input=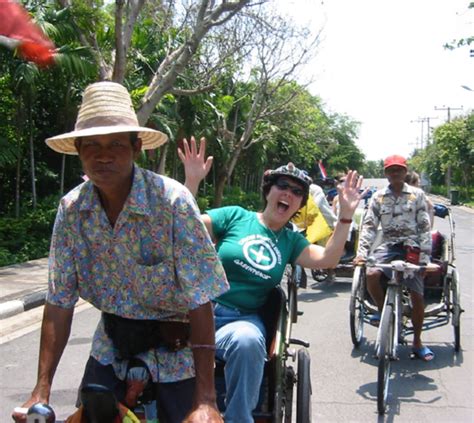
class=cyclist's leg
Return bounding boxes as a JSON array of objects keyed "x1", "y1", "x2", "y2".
[
  {"x1": 77, "y1": 356, "x2": 126, "y2": 406},
  {"x1": 367, "y1": 244, "x2": 404, "y2": 311},
  {"x1": 214, "y1": 304, "x2": 267, "y2": 423},
  {"x1": 366, "y1": 268, "x2": 384, "y2": 311},
  {"x1": 157, "y1": 377, "x2": 195, "y2": 423},
  {"x1": 410, "y1": 290, "x2": 424, "y2": 348},
  {"x1": 406, "y1": 274, "x2": 425, "y2": 349}
]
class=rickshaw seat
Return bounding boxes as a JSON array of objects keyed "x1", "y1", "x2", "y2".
[
  {"x1": 424, "y1": 231, "x2": 448, "y2": 290},
  {"x1": 431, "y1": 230, "x2": 445, "y2": 261}
]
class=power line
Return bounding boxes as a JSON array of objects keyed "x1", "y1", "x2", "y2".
[
  {"x1": 410, "y1": 116, "x2": 438, "y2": 149},
  {"x1": 434, "y1": 105, "x2": 463, "y2": 122}
]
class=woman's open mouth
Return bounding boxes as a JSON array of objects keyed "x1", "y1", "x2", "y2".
[{"x1": 277, "y1": 200, "x2": 289, "y2": 213}]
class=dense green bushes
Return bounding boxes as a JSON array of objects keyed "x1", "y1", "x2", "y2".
[{"x1": 0, "y1": 196, "x2": 58, "y2": 267}]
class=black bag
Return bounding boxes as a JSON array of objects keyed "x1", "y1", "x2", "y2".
[{"x1": 103, "y1": 312, "x2": 164, "y2": 359}]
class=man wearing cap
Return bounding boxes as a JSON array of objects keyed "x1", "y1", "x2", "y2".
[
  {"x1": 355, "y1": 155, "x2": 434, "y2": 361},
  {"x1": 13, "y1": 81, "x2": 229, "y2": 422}
]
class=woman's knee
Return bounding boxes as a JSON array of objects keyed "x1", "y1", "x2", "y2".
[{"x1": 228, "y1": 324, "x2": 266, "y2": 356}]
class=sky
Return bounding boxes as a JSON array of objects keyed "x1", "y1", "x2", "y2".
[{"x1": 277, "y1": 0, "x2": 473, "y2": 161}]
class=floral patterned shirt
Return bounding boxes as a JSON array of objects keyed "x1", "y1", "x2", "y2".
[{"x1": 46, "y1": 166, "x2": 228, "y2": 382}]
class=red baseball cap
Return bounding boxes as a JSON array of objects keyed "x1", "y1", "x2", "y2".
[{"x1": 384, "y1": 155, "x2": 407, "y2": 169}]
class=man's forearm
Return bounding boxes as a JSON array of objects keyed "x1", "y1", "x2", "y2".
[
  {"x1": 32, "y1": 303, "x2": 74, "y2": 400},
  {"x1": 188, "y1": 302, "x2": 217, "y2": 406}
]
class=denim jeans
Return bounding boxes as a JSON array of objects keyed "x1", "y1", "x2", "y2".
[{"x1": 214, "y1": 303, "x2": 267, "y2": 423}]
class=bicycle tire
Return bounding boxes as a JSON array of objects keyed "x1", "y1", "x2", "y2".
[
  {"x1": 451, "y1": 269, "x2": 461, "y2": 352},
  {"x1": 377, "y1": 303, "x2": 394, "y2": 415},
  {"x1": 296, "y1": 348, "x2": 312, "y2": 423},
  {"x1": 349, "y1": 266, "x2": 365, "y2": 347},
  {"x1": 311, "y1": 268, "x2": 328, "y2": 283}
]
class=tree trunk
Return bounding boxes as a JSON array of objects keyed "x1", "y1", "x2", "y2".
[
  {"x1": 213, "y1": 172, "x2": 228, "y2": 208},
  {"x1": 29, "y1": 123, "x2": 37, "y2": 209},
  {"x1": 157, "y1": 143, "x2": 168, "y2": 175},
  {"x1": 15, "y1": 156, "x2": 21, "y2": 218}
]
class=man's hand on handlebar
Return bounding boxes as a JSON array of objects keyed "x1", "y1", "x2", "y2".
[
  {"x1": 183, "y1": 403, "x2": 224, "y2": 423},
  {"x1": 12, "y1": 396, "x2": 47, "y2": 423},
  {"x1": 353, "y1": 256, "x2": 366, "y2": 266}
]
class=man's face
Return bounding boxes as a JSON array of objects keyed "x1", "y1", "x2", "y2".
[
  {"x1": 384, "y1": 165, "x2": 407, "y2": 185},
  {"x1": 75, "y1": 132, "x2": 142, "y2": 191}
]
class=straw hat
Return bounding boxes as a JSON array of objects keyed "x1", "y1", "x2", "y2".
[{"x1": 45, "y1": 81, "x2": 168, "y2": 155}]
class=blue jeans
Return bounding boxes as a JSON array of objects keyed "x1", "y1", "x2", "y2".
[{"x1": 214, "y1": 303, "x2": 267, "y2": 423}]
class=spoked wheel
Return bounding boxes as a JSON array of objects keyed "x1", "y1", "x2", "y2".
[
  {"x1": 377, "y1": 304, "x2": 394, "y2": 415},
  {"x1": 283, "y1": 366, "x2": 295, "y2": 423},
  {"x1": 450, "y1": 269, "x2": 462, "y2": 352},
  {"x1": 296, "y1": 349, "x2": 312, "y2": 423},
  {"x1": 349, "y1": 266, "x2": 365, "y2": 347},
  {"x1": 311, "y1": 268, "x2": 328, "y2": 283}
]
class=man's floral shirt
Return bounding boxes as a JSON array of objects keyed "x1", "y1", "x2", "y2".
[{"x1": 47, "y1": 166, "x2": 228, "y2": 382}]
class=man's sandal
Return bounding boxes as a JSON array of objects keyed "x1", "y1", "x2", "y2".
[{"x1": 411, "y1": 346, "x2": 435, "y2": 362}]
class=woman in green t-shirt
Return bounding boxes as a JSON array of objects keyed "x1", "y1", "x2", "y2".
[{"x1": 178, "y1": 137, "x2": 365, "y2": 423}]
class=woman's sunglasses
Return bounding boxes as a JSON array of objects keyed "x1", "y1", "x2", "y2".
[{"x1": 274, "y1": 179, "x2": 305, "y2": 197}]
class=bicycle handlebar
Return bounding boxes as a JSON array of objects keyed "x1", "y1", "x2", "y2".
[{"x1": 366, "y1": 260, "x2": 439, "y2": 274}]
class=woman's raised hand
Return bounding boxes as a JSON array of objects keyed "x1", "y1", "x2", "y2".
[
  {"x1": 336, "y1": 170, "x2": 366, "y2": 218},
  {"x1": 177, "y1": 137, "x2": 213, "y2": 196}
]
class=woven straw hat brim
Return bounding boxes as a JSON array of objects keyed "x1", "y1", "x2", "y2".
[{"x1": 45, "y1": 125, "x2": 168, "y2": 155}]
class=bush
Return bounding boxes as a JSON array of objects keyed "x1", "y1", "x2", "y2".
[
  {"x1": 0, "y1": 196, "x2": 58, "y2": 266},
  {"x1": 198, "y1": 185, "x2": 262, "y2": 212}
]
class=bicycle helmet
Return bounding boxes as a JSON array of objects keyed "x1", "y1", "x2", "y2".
[
  {"x1": 263, "y1": 162, "x2": 313, "y2": 190},
  {"x1": 262, "y1": 162, "x2": 312, "y2": 208}
]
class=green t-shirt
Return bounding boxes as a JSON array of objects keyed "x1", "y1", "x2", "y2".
[{"x1": 207, "y1": 206, "x2": 310, "y2": 312}]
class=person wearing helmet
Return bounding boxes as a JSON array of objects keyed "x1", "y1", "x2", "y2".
[{"x1": 178, "y1": 138, "x2": 365, "y2": 423}]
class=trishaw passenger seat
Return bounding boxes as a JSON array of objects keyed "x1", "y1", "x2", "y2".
[
  {"x1": 424, "y1": 231, "x2": 447, "y2": 293},
  {"x1": 430, "y1": 230, "x2": 445, "y2": 261}
]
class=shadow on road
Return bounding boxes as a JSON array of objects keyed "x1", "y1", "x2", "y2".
[
  {"x1": 298, "y1": 278, "x2": 351, "y2": 303},
  {"x1": 353, "y1": 343, "x2": 464, "y2": 421}
]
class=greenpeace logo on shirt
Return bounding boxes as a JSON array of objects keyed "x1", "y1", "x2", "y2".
[{"x1": 236, "y1": 234, "x2": 282, "y2": 278}]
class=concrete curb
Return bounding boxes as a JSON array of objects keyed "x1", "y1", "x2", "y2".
[{"x1": 0, "y1": 290, "x2": 47, "y2": 320}]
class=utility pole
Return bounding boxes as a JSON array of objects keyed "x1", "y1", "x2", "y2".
[
  {"x1": 411, "y1": 116, "x2": 438, "y2": 149},
  {"x1": 434, "y1": 105, "x2": 463, "y2": 195}
]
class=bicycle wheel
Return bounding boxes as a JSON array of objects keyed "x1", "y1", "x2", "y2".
[
  {"x1": 377, "y1": 304, "x2": 394, "y2": 415},
  {"x1": 450, "y1": 269, "x2": 461, "y2": 352},
  {"x1": 349, "y1": 266, "x2": 365, "y2": 347},
  {"x1": 311, "y1": 268, "x2": 328, "y2": 283},
  {"x1": 296, "y1": 349, "x2": 312, "y2": 423}
]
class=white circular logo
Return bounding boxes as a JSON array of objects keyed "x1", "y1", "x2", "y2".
[{"x1": 242, "y1": 238, "x2": 278, "y2": 271}]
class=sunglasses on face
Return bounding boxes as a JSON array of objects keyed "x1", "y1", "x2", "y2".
[{"x1": 274, "y1": 179, "x2": 305, "y2": 197}]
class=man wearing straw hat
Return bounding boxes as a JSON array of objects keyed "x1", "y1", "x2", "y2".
[{"x1": 13, "y1": 81, "x2": 229, "y2": 423}]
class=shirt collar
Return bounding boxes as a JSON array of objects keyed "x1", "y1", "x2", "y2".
[
  {"x1": 384, "y1": 182, "x2": 413, "y2": 195},
  {"x1": 78, "y1": 165, "x2": 151, "y2": 216}
]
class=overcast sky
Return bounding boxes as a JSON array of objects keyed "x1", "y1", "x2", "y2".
[{"x1": 277, "y1": 0, "x2": 473, "y2": 161}]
